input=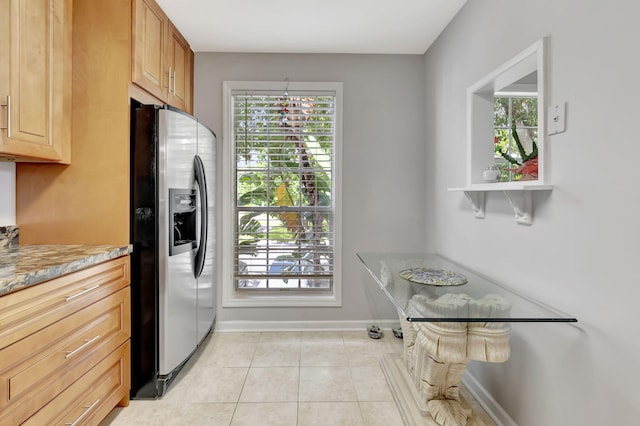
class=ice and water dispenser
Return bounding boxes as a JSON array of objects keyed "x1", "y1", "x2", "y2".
[{"x1": 169, "y1": 188, "x2": 197, "y2": 255}]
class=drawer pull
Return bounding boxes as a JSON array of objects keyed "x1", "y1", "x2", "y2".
[
  {"x1": 65, "y1": 335, "x2": 100, "y2": 359},
  {"x1": 65, "y1": 398, "x2": 100, "y2": 426},
  {"x1": 65, "y1": 284, "x2": 100, "y2": 302}
]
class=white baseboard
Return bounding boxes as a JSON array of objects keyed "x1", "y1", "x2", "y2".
[
  {"x1": 461, "y1": 371, "x2": 518, "y2": 426},
  {"x1": 214, "y1": 319, "x2": 401, "y2": 332}
]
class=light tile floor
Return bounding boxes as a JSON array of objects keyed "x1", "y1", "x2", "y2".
[{"x1": 101, "y1": 330, "x2": 406, "y2": 426}]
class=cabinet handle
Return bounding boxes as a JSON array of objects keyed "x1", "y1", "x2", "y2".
[
  {"x1": 173, "y1": 70, "x2": 176, "y2": 94},
  {"x1": 1, "y1": 96, "x2": 10, "y2": 138},
  {"x1": 65, "y1": 335, "x2": 100, "y2": 359},
  {"x1": 65, "y1": 398, "x2": 100, "y2": 426},
  {"x1": 65, "y1": 284, "x2": 100, "y2": 302},
  {"x1": 168, "y1": 66, "x2": 173, "y2": 93}
]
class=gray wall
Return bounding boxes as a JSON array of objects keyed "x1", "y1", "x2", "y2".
[
  {"x1": 424, "y1": 0, "x2": 640, "y2": 424},
  {"x1": 194, "y1": 53, "x2": 427, "y2": 324},
  {"x1": 0, "y1": 163, "x2": 15, "y2": 224}
]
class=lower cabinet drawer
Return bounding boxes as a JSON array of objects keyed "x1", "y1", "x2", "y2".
[
  {"x1": 0, "y1": 287, "x2": 130, "y2": 424},
  {"x1": 23, "y1": 340, "x2": 130, "y2": 426},
  {"x1": 0, "y1": 256, "x2": 130, "y2": 351}
]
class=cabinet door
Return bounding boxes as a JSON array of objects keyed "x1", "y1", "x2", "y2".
[
  {"x1": 132, "y1": 0, "x2": 168, "y2": 101},
  {"x1": 0, "y1": 0, "x2": 72, "y2": 163},
  {"x1": 167, "y1": 22, "x2": 192, "y2": 113}
]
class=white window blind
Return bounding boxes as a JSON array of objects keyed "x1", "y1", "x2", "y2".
[{"x1": 232, "y1": 89, "x2": 336, "y2": 291}]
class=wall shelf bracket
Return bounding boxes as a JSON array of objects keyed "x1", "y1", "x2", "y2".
[
  {"x1": 448, "y1": 185, "x2": 551, "y2": 224},
  {"x1": 463, "y1": 191, "x2": 486, "y2": 219},
  {"x1": 504, "y1": 190, "x2": 533, "y2": 225}
]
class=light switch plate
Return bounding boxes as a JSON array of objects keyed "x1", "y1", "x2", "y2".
[{"x1": 548, "y1": 102, "x2": 566, "y2": 135}]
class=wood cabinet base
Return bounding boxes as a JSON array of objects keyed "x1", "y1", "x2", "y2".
[{"x1": 0, "y1": 257, "x2": 131, "y2": 425}]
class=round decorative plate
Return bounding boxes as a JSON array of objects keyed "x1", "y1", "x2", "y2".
[{"x1": 399, "y1": 267, "x2": 468, "y2": 286}]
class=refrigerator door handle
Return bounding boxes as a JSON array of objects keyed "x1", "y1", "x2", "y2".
[{"x1": 193, "y1": 154, "x2": 208, "y2": 279}]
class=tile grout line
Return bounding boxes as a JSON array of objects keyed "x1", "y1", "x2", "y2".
[{"x1": 229, "y1": 331, "x2": 261, "y2": 425}]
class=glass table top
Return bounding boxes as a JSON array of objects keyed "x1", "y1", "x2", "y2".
[{"x1": 357, "y1": 253, "x2": 577, "y2": 323}]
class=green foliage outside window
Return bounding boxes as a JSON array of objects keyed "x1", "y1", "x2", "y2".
[{"x1": 494, "y1": 96, "x2": 538, "y2": 181}]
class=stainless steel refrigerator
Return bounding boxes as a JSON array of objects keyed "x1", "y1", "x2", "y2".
[{"x1": 130, "y1": 103, "x2": 216, "y2": 398}]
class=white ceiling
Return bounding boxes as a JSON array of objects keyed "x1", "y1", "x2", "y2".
[{"x1": 155, "y1": 0, "x2": 467, "y2": 54}]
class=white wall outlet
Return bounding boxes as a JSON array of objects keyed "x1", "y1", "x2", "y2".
[{"x1": 548, "y1": 102, "x2": 566, "y2": 135}]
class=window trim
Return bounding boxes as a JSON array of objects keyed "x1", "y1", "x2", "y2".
[{"x1": 221, "y1": 81, "x2": 343, "y2": 307}]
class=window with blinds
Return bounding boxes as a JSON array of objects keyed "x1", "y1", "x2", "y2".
[{"x1": 231, "y1": 88, "x2": 336, "y2": 291}]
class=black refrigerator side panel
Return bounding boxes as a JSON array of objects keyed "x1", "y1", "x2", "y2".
[{"x1": 130, "y1": 104, "x2": 160, "y2": 398}]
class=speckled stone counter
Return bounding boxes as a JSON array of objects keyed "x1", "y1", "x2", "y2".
[
  {"x1": 0, "y1": 244, "x2": 132, "y2": 296},
  {"x1": 0, "y1": 226, "x2": 19, "y2": 248}
]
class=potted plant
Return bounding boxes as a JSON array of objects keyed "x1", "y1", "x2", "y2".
[{"x1": 498, "y1": 121, "x2": 538, "y2": 180}]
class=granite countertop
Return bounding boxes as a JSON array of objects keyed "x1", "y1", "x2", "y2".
[{"x1": 0, "y1": 244, "x2": 132, "y2": 297}]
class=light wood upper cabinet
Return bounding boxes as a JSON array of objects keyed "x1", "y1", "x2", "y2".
[
  {"x1": 0, "y1": 0, "x2": 72, "y2": 163},
  {"x1": 132, "y1": 0, "x2": 168, "y2": 102},
  {"x1": 17, "y1": 0, "x2": 132, "y2": 245},
  {"x1": 132, "y1": 0, "x2": 193, "y2": 113},
  {"x1": 167, "y1": 22, "x2": 192, "y2": 113}
]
